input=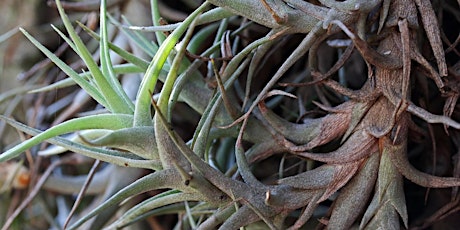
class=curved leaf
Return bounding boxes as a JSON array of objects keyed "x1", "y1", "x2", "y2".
[{"x1": 0, "y1": 114, "x2": 133, "y2": 162}]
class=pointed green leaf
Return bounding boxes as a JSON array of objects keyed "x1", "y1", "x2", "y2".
[
  {"x1": 29, "y1": 63, "x2": 145, "y2": 93},
  {"x1": 77, "y1": 21, "x2": 152, "y2": 70},
  {"x1": 99, "y1": 0, "x2": 135, "y2": 111},
  {"x1": 134, "y1": 2, "x2": 210, "y2": 126},
  {"x1": 0, "y1": 116, "x2": 159, "y2": 169},
  {"x1": 68, "y1": 170, "x2": 181, "y2": 230},
  {"x1": 20, "y1": 27, "x2": 106, "y2": 107},
  {"x1": 115, "y1": 15, "x2": 159, "y2": 57},
  {"x1": 55, "y1": 0, "x2": 132, "y2": 114},
  {"x1": 108, "y1": 191, "x2": 200, "y2": 229},
  {"x1": 0, "y1": 114, "x2": 133, "y2": 162}
]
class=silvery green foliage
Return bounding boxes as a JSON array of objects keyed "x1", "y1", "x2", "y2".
[{"x1": 1, "y1": 0, "x2": 460, "y2": 229}]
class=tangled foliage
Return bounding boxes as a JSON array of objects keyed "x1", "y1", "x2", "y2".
[{"x1": 1, "y1": 0, "x2": 460, "y2": 229}]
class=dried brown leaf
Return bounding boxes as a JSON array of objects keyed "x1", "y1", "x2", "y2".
[
  {"x1": 258, "y1": 100, "x2": 322, "y2": 144},
  {"x1": 444, "y1": 94, "x2": 459, "y2": 132},
  {"x1": 385, "y1": 0, "x2": 419, "y2": 29},
  {"x1": 341, "y1": 101, "x2": 374, "y2": 143},
  {"x1": 294, "y1": 129, "x2": 377, "y2": 164},
  {"x1": 318, "y1": 159, "x2": 364, "y2": 202},
  {"x1": 260, "y1": 100, "x2": 356, "y2": 149},
  {"x1": 388, "y1": 133, "x2": 460, "y2": 188},
  {"x1": 377, "y1": 0, "x2": 391, "y2": 34},
  {"x1": 414, "y1": 0, "x2": 448, "y2": 76}
]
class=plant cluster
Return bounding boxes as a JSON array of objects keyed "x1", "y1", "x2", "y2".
[{"x1": 1, "y1": 0, "x2": 460, "y2": 229}]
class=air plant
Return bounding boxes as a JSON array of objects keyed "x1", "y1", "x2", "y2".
[{"x1": 1, "y1": 0, "x2": 460, "y2": 229}]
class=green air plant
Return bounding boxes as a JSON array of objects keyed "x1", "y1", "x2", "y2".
[{"x1": 1, "y1": 0, "x2": 460, "y2": 229}]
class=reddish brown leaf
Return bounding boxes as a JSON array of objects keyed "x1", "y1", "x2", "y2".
[
  {"x1": 318, "y1": 158, "x2": 364, "y2": 202},
  {"x1": 414, "y1": 0, "x2": 448, "y2": 76},
  {"x1": 294, "y1": 129, "x2": 377, "y2": 164}
]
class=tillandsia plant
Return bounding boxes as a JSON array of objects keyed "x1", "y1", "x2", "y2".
[{"x1": 1, "y1": 0, "x2": 460, "y2": 229}]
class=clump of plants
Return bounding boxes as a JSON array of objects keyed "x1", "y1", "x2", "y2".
[{"x1": 1, "y1": 0, "x2": 460, "y2": 229}]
